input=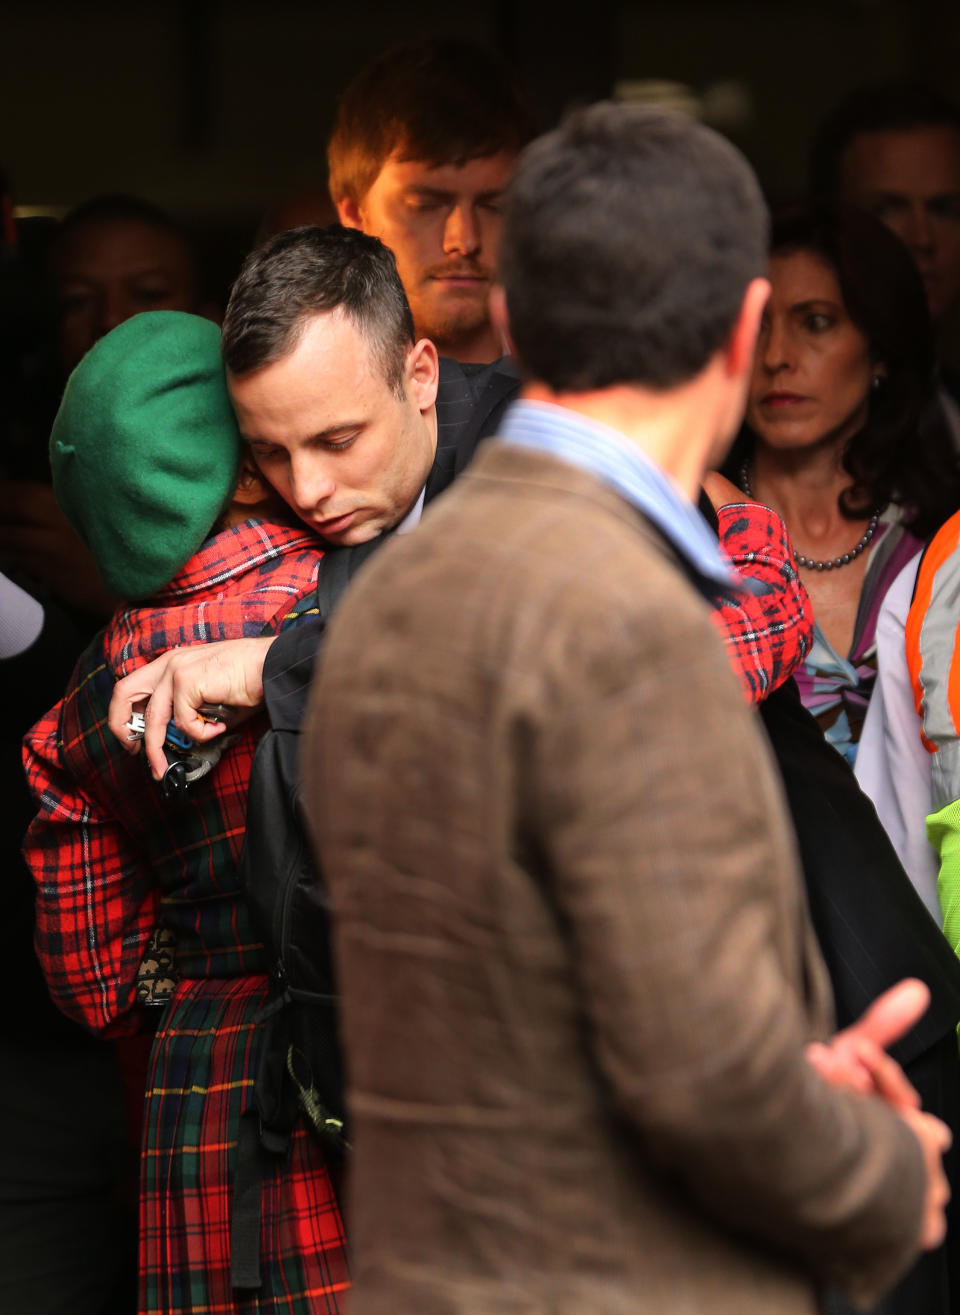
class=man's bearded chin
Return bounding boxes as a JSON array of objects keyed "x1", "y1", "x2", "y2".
[{"x1": 414, "y1": 287, "x2": 493, "y2": 348}]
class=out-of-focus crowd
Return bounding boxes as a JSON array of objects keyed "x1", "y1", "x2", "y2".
[{"x1": 5, "y1": 35, "x2": 960, "y2": 1315}]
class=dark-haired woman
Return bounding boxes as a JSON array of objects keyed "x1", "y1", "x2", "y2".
[{"x1": 727, "y1": 205, "x2": 960, "y2": 764}]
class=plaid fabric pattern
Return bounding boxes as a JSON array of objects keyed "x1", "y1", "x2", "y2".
[
  {"x1": 24, "y1": 519, "x2": 325, "y2": 1032},
  {"x1": 712, "y1": 501, "x2": 814, "y2": 704},
  {"x1": 141, "y1": 977, "x2": 347, "y2": 1315},
  {"x1": 277, "y1": 588, "x2": 323, "y2": 632},
  {"x1": 22, "y1": 518, "x2": 347, "y2": 1314}
]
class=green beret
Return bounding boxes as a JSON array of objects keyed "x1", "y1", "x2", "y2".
[{"x1": 50, "y1": 311, "x2": 241, "y2": 600}]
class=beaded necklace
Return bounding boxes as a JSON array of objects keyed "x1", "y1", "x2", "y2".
[{"x1": 739, "y1": 461, "x2": 880, "y2": 572}]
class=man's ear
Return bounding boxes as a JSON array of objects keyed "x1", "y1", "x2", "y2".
[
  {"x1": 336, "y1": 196, "x2": 363, "y2": 231},
  {"x1": 726, "y1": 277, "x2": 770, "y2": 379},
  {"x1": 489, "y1": 285, "x2": 515, "y2": 358},
  {"x1": 405, "y1": 338, "x2": 440, "y2": 413}
]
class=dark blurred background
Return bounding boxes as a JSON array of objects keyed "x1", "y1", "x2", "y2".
[
  {"x1": 2, "y1": 0, "x2": 958, "y2": 482},
  {"x1": 4, "y1": 0, "x2": 959, "y2": 283}
]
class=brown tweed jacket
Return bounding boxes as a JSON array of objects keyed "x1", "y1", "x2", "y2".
[{"x1": 302, "y1": 441, "x2": 925, "y2": 1315}]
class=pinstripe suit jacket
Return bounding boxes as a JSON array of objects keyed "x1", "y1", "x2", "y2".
[{"x1": 302, "y1": 440, "x2": 926, "y2": 1315}]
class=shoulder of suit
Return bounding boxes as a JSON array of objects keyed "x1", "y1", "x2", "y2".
[{"x1": 436, "y1": 355, "x2": 520, "y2": 415}]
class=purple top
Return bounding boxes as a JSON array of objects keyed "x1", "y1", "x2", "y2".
[{"x1": 792, "y1": 507, "x2": 924, "y2": 765}]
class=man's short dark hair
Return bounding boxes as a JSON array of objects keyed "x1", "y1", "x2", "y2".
[
  {"x1": 810, "y1": 82, "x2": 960, "y2": 199},
  {"x1": 221, "y1": 225, "x2": 415, "y2": 394},
  {"x1": 327, "y1": 38, "x2": 536, "y2": 207},
  {"x1": 500, "y1": 103, "x2": 768, "y2": 393}
]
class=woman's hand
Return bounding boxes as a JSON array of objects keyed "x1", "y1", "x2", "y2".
[{"x1": 702, "y1": 471, "x2": 752, "y2": 513}]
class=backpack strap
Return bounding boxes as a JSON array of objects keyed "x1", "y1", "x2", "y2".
[
  {"x1": 230, "y1": 1110, "x2": 273, "y2": 1290},
  {"x1": 229, "y1": 997, "x2": 304, "y2": 1290}
]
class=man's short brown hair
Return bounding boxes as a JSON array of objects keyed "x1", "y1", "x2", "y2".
[
  {"x1": 327, "y1": 38, "x2": 536, "y2": 207},
  {"x1": 221, "y1": 226, "x2": 414, "y2": 396}
]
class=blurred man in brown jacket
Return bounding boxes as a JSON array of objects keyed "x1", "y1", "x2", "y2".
[{"x1": 302, "y1": 104, "x2": 949, "y2": 1315}]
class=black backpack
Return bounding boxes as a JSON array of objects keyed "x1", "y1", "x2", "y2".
[{"x1": 228, "y1": 545, "x2": 369, "y2": 1290}]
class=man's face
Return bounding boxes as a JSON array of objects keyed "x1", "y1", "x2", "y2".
[
  {"x1": 52, "y1": 218, "x2": 199, "y2": 374},
  {"x1": 338, "y1": 150, "x2": 516, "y2": 363},
  {"x1": 839, "y1": 124, "x2": 960, "y2": 323},
  {"x1": 229, "y1": 310, "x2": 439, "y2": 547}
]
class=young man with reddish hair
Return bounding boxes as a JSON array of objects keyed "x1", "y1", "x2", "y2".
[{"x1": 328, "y1": 38, "x2": 535, "y2": 364}]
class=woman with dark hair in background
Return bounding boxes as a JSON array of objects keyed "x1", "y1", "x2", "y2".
[{"x1": 727, "y1": 204, "x2": 960, "y2": 763}]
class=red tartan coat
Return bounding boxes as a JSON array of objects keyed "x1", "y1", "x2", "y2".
[
  {"x1": 22, "y1": 517, "x2": 349, "y2": 1315},
  {"x1": 23, "y1": 518, "x2": 326, "y2": 1032}
]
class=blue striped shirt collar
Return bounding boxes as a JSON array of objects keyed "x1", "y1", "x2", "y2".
[{"x1": 498, "y1": 400, "x2": 735, "y2": 588}]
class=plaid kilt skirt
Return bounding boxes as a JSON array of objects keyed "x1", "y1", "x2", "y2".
[{"x1": 139, "y1": 975, "x2": 349, "y2": 1315}]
